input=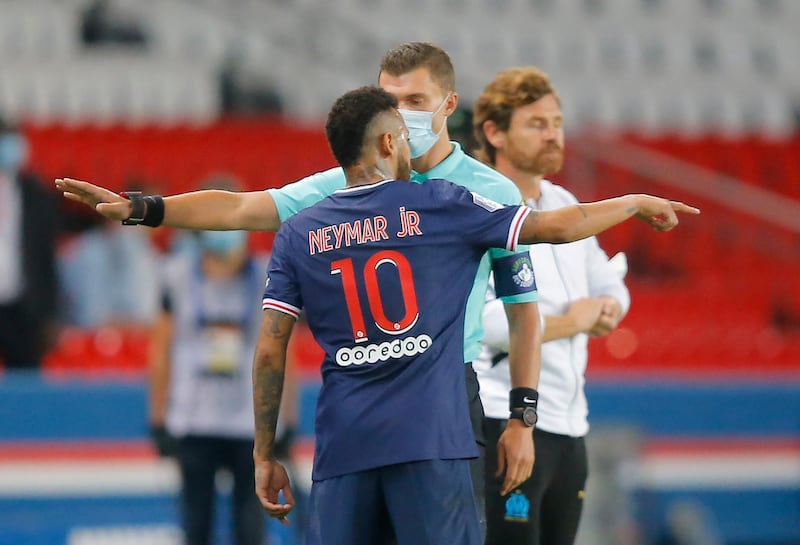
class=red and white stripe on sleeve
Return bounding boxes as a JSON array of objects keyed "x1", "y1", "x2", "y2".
[
  {"x1": 262, "y1": 298, "x2": 301, "y2": 319},
  {"x1": 506, "y1": 206, "x2": 531, "y2": 252}
]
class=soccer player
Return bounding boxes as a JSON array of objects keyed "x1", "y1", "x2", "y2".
[
  {"x1": 472, "y1": 67, "x2": 631, "y2": 545},
  {"x1": 251, "y1": 85, "x2": 697, "y2": 545}
]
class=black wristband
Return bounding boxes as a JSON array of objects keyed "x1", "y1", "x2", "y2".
[
  {"x1": 141, "y1": 195, "x2": 165, "y2": 227},
  {"x1": 121, "y1": 192, "x2": 165, "y2": 227},
  {"x1": 121, "y1": 191, "x2": 145, "y2": 225},
  {"x1": 509, "y1": 387, "x2": 538, "y2": 410}
]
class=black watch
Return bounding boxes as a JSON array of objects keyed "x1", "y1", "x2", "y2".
[{"x1": 509, "y1": 406, "x2": 537, "y2": 427}]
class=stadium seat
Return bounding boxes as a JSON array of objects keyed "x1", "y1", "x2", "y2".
[{"x1": 514, "y1": 31, "x2": 557, "y2": 73}]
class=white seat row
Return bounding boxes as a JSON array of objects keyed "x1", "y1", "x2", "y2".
[
  {"x1": 0, "y1": 0, "x2": 796, "y2": 135},
  {"x1": 0, "y1": 2, "x2": 79, "y2": 59},
  {"x1": 0, "y1": 55, "x2": 219, "y2": 125},
  {"x1": 556, "y1": 78, "x2": 796, "y2": 138}
]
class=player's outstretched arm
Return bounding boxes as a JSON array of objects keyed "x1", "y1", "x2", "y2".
[
  {"x1": 518, "y1": 194, "x2": 700, "y2": 245},
  {"x1": 55, "y1": 177, "x2": 281, "y2": 231},
  {"x1": 253, "y1": 309, "x2": 297, "y2": 524}
]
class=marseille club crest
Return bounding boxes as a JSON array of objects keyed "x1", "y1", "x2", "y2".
[
  {"x1": 511, "y1": 257, "x2": 536, "y2": 289},
  {"x1": 504, "y1": 490, "x2": 530, "y2": 522}
]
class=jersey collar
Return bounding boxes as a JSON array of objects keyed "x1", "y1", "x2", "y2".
[
  {"x1": 410, "y1": 142, "x2": 463, "y2": 183},
  {"x1": 333, "y1": 179, "x2": 395, "y2": 195}
]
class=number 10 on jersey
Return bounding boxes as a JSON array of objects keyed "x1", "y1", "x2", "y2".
[{"x1": 330, "y1": 250, "x2": 420, "y2": 343}]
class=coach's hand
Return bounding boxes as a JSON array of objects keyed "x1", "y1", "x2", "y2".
[
  {"x1": 255, "y1": 457, "x2": 295, "y2": 525},
  {"x1": 496, "y1": 419, "x2": 535, "y2": 496},
  {"x1": 55, "y1": 177, "x2": 133, "y2": 221}
]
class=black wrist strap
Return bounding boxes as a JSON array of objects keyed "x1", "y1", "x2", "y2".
[
  {"x1": 120, "y1": 192, "x2": 165, "y2": 227},
  {"x1": 509, "y1": 387, "x2": 539, "y2": 410},
  {"x1": 121, "y1": 191, "x2": 145, "y2": 224}
]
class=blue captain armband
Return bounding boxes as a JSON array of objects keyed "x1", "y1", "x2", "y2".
[{"x1": 493, "y1": 252, "x2": 537, "y2": 298}]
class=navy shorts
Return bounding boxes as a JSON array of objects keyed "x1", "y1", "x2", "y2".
[{"x1": 305, "y1": 458, "x2": 481, "y2": 545}]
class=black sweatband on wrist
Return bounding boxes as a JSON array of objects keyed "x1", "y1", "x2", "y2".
[
  {"x1": 141, "y1": 195, "x2": 165, "y2": 227},
  {"x1": 121, "y1": 191, "x2": 145, "y2": 225},
  {"x1": 121, "y1": 192, "x2": 165, "y2": 227},
  {"x1": 509, "y1": 387, "x2": 539, "y2": 410}
]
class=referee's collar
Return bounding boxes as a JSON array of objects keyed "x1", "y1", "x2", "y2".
[{"x1": 411, "y1": 142, "x2": 463, "y2": 183}]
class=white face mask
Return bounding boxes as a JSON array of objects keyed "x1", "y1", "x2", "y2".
[{"x1": 398, "y1": 94, "x2": 450, "y2": 159}]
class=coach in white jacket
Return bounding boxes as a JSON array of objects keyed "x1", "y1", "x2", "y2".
[{"x1": 472, "y1": 67, "x2": 630, "y2": 545}]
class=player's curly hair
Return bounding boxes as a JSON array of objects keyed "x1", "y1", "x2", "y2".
[
  {"x1": 473, "y1": 66, "x2": 560, "y2": 166},
  {"x1": 325, "y1": 86, "x2": 398, "y2": 168},
  {"x1": 380, "y1": 42, "x2": 455, "y2": 93}
]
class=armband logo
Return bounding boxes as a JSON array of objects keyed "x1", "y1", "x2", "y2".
[
  {"x1": 511, "y1": 256, "x2": 536, "y2": 289},
  {"x1": 470, "y1": 192, "x2": 503, "y2": 212}
]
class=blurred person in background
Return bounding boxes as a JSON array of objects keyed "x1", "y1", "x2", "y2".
[
  {"x1": 657, "y1": 500, "x2": 722, "y2": 545},
  {"x1": 148, "y1": 176, "x2": 291, "y2": 545},
  {"x1": 472, "y1": 67, "x2": 630, "y2": 545},
  {"x1": 0, "y1": 119, "x2": 59, "y2": 369},
  {"x1": 58, "y1": 182, "x2": 160, "y2": 328},
  {"x1": 80, "y1": 0, "x2": 147, "y2": 47}
]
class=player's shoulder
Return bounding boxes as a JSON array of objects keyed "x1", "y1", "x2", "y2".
[
  {"x1": 454, "y1": 154, "x2": 522, "y2": 205},
  {"x1": 419, "y1": 178, "x2": 473, "y2": 203},
  {"x1": 423, "y1": 178, "x2": 512, "y2": 216},
  {"x1": 277, "y1": 208, "x2": 308, "y2": 235},
  {"x1": 277, "y1": 186, "x2": 340, "y2": 238}
]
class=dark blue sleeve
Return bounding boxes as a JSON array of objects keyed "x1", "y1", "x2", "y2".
[{"x1": 261, "y1": 225, "x2": 303, "y2": 319}]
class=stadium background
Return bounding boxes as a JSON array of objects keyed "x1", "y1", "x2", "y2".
[{"x1": 0, "y1": 0, "x2": 798, "y2": 544}]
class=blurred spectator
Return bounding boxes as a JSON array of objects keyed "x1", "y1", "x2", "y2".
[
  {"x1": 81, "y1": 0, "x2": 147, "y2": 47},
  {"x1": 58, "y1": 217, "x2": 159, "y2": 328},
  {"x1": 148, "y1": 176, "x2": 292, "y2": 545},
  {"x1": 771, "y1": 293, "x2": 800, "y2": 332},
  {"x1": 0, "y1": 120, "x2": 59, "y2": 369},
  {"x1": 219, "y1": 55, "x2": 284, "y2": 116},
  {"x1": 656, "y1": 500, "x2": 722, "y2": 545}
]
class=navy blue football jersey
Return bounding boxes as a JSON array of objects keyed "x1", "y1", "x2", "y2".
[{"x1": 262, "y1": 179, "x2": 530, "y2": 481}]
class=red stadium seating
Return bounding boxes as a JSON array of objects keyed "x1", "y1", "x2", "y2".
[{"x1": 22, "y1": 122, "x2": 800, "y2": 375}]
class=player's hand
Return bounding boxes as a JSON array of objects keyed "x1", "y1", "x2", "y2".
[
  {"x1": 254, "y1": 457, "x2": 295, "y2": 525},
  {"x1": 496, "y1": 419, "x2": 535, "y2": 496},
  {"x1": 55, "y1": 177, "x2": 133, "y2": 221},
  {"x1": 633, "y1": 195, "x2": 700, "y2": 231}
]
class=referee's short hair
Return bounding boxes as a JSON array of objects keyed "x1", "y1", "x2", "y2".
[
  {"x1": 325, "y1": 86, "x2": 398, "y2": 169},
  {"x1": 380, "y1": 42, "x2": 455, "y2": 94}
]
